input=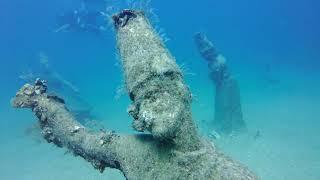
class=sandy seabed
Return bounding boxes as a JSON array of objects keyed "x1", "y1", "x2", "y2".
[{"x1": 1, "y1": 74, "x2": 319, "y2": 180}]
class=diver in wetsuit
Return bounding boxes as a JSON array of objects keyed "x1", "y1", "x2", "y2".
[
  {"x1": 55, "y1": 3, "x2": 107, "y2": 35},
  {"x1": 19, "y1": 52, "x2": 95, "y2": 124}
]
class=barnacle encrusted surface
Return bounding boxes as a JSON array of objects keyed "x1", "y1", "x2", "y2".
[{"x1": 114, "y1": 10, "x2": 199, "y2": 149}]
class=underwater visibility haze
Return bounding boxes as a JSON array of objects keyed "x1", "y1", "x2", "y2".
[{"x1": 0, "y1": 0, "x2": 320, "y2": 179}]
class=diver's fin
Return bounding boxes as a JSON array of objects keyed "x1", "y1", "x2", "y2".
[{"x1": 54, "y1": 24, "x2": 70, "y2": 33}]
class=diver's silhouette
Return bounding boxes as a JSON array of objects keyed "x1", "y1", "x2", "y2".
[{"x1": 55, "y1": 3, "x2": 107, "y2": 35}]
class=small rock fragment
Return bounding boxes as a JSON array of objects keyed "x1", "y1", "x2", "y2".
[{"x1": 71, "y1": 125, "x2": 83, "y2": 133}]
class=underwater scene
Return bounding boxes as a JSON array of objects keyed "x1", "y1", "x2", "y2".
[{"x1": 1, "y1": 0, "x2": 319, "y2": 179}]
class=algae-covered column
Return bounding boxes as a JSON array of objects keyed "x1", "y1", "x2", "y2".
[
  {"x1": 11, "y1": 79, "x2": 121, "y2": 172},
  {"x1": 113, "y1": 10, "x2": 201, "y2": 151},
  {"x1": 194, "y1": 32, "x2": 246, "y2": 135}
]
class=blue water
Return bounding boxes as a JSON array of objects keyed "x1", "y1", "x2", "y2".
[{"x1": 1, "y1": 0, "x2": 320, "y2": 179}]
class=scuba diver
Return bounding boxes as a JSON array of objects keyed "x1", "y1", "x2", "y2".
[
  {"x1": 19, "y1": 52, "x2": 96, "y2": 124},
  {"x1": 54, "y1": 2, "x2": 108, "y2": 35}
]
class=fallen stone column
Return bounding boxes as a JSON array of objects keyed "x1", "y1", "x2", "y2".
[
  {"x1": 11, "y1": 79, "x2": 120, "y2": 172},
  {"x1": 194, "y1": 32, "x2": 247, "y2": 135}
]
